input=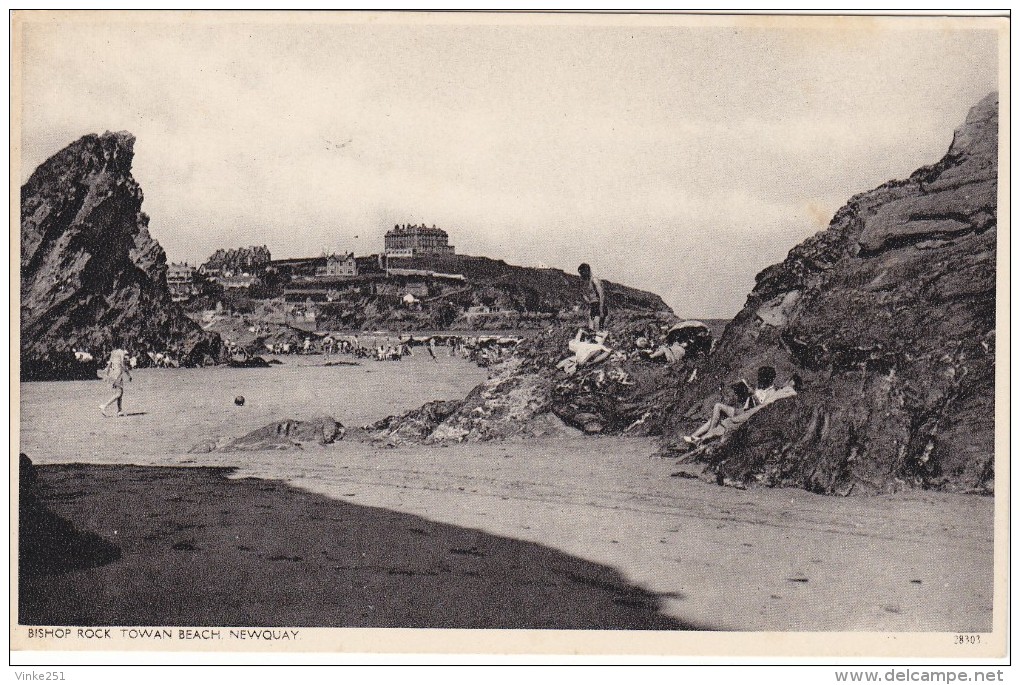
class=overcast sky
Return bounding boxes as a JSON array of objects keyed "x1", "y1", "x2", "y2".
[{"x1": 18, "y1": 14, "x2": 1000, "y2": 317}]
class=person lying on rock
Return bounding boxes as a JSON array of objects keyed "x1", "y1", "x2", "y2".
[
  {"x1": 684, "y1": 374, "x2": 802, "y2": 446},
  {"x1": 556, "y1": 328, "x2": 613, "y2": 376},
  {"x1": 683, "y1": 380, "x2": 755, "y2": 444},
  {"x1": 647, "y1": 339, "x2": 687, "y2": 363}
]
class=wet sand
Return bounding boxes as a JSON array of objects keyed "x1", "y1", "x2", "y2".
[
  {"x1": 20, "y1": 353, "x2": 487, "y2": 464},
  {"x1": 18, "y1": 355, "x2": 993, "y2": 631}
]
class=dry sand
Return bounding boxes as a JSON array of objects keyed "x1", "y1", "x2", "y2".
[{"x1": 18, "y1": 355, "x2": 993, "y2": 631}]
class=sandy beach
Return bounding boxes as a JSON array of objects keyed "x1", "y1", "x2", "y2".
[{"x1": 19, "y1": 355, "x2": 994, "y2": 631}]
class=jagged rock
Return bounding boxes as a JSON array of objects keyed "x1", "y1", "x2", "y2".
[
  {"x1": 20, "y1": 131, "x2": 224, "y2": 380},
  {"x1": 365, "y1": 358, "x2": 556, "y2": 445},
  {"x1": 366, "y1": 311, "x2": 699, "y2": 445},
  {"x1": 198, "y1": 416, "x2": 344, "y2": 452},
  {"x1": 365, "y1": 400, "x2": 465, "y2": 445},
  {"x1": 661, "y1": 93, "x2": 998, "y2": 496}
]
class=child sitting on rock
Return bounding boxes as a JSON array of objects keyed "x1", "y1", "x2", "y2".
[{"x1": 753, "y1": 366, "x2": 780, "y2": 405}]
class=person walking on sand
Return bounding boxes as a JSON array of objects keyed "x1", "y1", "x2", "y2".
[
  {"x1": 99, "y1": 348, "x2": 132, "y2": 417},
  {"x1": 578, "y1": 263, "x2": 609, "y2": 334}
]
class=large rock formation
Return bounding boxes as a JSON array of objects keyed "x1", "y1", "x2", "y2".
[
  {"x1": 364, "y1": 310, "x2": 701, "y2": 445},
  {"x1": 662, "y1": 93, "x2": 998, "y2": 495},
  {"x1": 20, "y1": 132, "x2": 223, "y2": 380}
]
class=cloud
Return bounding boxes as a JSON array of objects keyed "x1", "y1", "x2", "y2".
[{"x1": 18, "y1": 17, "x2": 1000, "y2": 317}]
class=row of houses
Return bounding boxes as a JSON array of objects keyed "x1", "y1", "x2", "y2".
[
  {"x1": 169, "y1": 225, "x2": 458, "y2": 302},
  {"x1": 167, "y1": 262, "x2": 258, "y2": 302},
  {"x1": 281, "y1": 268, "x2": 466, "y2": 304}
]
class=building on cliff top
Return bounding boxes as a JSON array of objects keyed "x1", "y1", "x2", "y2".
[
  {"x1": 167, "y1": 262, "x2": 198, "y2": 302},
  {"x1": 200, "y1": 245, "x2": 272, "y2": 277},
  {"x1": 316, "y1": 252, "x2": 358, "y2": 277},
  {"x1": 384, "y1": 224, "x2": 455, "y2": 257},
  {"x1": 215, "y1": 274, "x2": 258, "y2": 290}
]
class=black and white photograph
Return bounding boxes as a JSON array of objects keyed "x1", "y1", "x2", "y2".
[{"x1": 11, "y1": 11, "x2": 1008, "y2": 661}]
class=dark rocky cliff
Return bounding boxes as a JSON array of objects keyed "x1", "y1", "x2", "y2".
[
  {"x1": 20, "y1": 132, "x2": 223, "y2": 380},
  {"x1": 662, "y1": 93, "x2": 998, "y2": 495}
]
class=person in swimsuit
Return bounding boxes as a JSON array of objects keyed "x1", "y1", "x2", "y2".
[
  {"x1": 556, "y1": 328, "x2": 613, "y2": 375},
  {"x1": 578, "y1": 263, "x2": 609, "y2": 333},
  {"x1": 686, "y1": 374, "x2": 802, "y2": 445},
  {"x1": 753, "y1": 366, "x2": 779, "y2": 405},
  {"x1": 684, "y1": 380, "x2": 754, "y2": 444},
  {"x1": 99, "y1": 348, "x2": 132, "y2": 417}
]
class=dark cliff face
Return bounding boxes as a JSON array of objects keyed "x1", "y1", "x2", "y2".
[
  {"x1": 20, "y1": 132, "x2": 222, "y2": 379},
  {"x1": 662, "y1": 93, "x2": 998, "y2": 495}
]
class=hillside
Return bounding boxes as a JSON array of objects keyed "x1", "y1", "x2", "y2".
[
  {"x1": 20, "y1": 132, "x2": 223, "y2": 380},
  {"x1": 308, "y1": 254, "x2": 673, "y2": 331}
]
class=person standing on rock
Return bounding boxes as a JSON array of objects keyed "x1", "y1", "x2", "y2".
[
  {"x1": 99, "y1": 347, "x2": 132, "y2": 417},
  {"x1": 578, "y1": 263, "x2": 609, "y2": 334}
]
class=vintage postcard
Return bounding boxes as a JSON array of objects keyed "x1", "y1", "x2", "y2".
[{"x1": 10, "y1": 11, "x2": 1009, "y2": 662}]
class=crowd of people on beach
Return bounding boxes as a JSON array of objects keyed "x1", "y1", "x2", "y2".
[
  {"x1": 252, "y1": 333, "x2": 518, "y2": 364},
  {"x1": 78, "y1": 348, "x2": 173, "y2": 369},
  {"x1": 371, "y1": 341, "x2": 417, "y2": 361}
]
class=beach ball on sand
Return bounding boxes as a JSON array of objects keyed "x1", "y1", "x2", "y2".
[{"x1": 234, "y1": 396, "x2": 245, "y2": 406}]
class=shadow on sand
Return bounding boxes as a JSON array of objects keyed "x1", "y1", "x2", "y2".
[{"x1": 20, "y1": 464, "x2": 702, "y2": 630}]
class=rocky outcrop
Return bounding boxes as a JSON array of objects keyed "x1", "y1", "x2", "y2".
[
  {"x1": 365, "y1": 311, "x2": 706, "y2": 445},
  {"x1": 190, "y1": 416, "x2": 344, "y2": 452},
  {"x1": 20, "y1": 132, "x2": 223, "y2": 380},
  {"x1": 661, "y1": 93, "x2": 998, "y2": 495},
  {"x1": 365, "y1": 358, "x2": 562, "y2": 445},
  {"x1": 365, "y1": 399, "x2": 470, "y2": 445}
]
